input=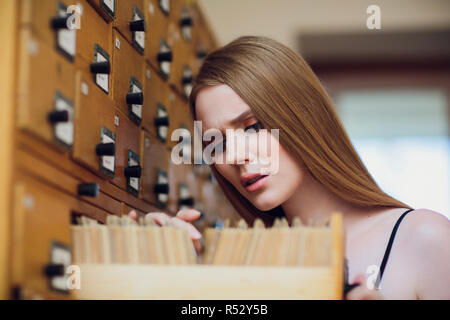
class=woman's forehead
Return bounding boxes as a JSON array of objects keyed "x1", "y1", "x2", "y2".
[{"x1": 195, "y1": 84, "x2": 251, "y2": 131}]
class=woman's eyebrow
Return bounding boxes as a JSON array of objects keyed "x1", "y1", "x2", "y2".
[
  {"x1": 207, "y1": 109, "x2": 254, "y2": 137},
  {"x1": 227, "y1": 109, "x2": 254, "y2": 126}
]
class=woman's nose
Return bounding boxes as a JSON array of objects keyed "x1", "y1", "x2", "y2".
[{"x1": 227, "y1": 137, "x2": 257, "y2": 165}]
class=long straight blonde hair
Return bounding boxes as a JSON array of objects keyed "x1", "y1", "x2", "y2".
[{"x1": 189, "y1": 36, "x2": 411, "y2": 226}]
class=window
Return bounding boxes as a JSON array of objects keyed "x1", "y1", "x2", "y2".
[{"x1": 337, "y1": 88, "x2": 449, "y2": 217}]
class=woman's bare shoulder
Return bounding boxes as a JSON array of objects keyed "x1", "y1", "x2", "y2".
[
  {"x1": 400, "y1": 208, "x2": 449, "y2": 246},
  {"x1": 398, "y1": 208, "x2": 450, "y2": 299}
]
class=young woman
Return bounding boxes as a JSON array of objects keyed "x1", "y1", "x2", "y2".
[{"x1": 130, "y1": 36, "x2": 449, "y2": 300}]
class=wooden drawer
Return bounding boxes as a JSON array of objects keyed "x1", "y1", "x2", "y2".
[
  {"x1": 111, "y1": 30, "x2": 145, "y2": 124},
  {"x1": 110, "y1": 108, "x2": 141, "y2": 196},
  {"x1": 201, "y1": 177, "x2": 219, "y2": 218},
  {"x1": 20, "y1": 0, "x2": 77, "y2": 61},
  {"x1": 75, "y1": 0, "x2": 113, "y2": 95},
  {"x1": 144, "y1": 0, "x2": 170, "y2": 69},
  {"x1": 142, "y1": 64, "x2": 172, "y2": 143},
  {"x1": 114, "y1": 0, "x2": 146, "y2": 54},
  {"x1": 140, "y1": 130, "x2": 170, "y2": 208},
  {"x1": 144, "y1": 0, "x2": 172, "y2": 77},
  {"x1": 17, "y1": 30, "x2": 76, "y2": 151},
  {"x1": 190, "y1": 6, "x2": 215, "y2": 66},
  {"x1": 167, "y1": 161, "x2": 195, "y2": 214},
  {"x1": 168, "y1": 88, "x2": 193, "y2": 149},
  {"x1": 77, "y1": 0, "x2": 113, "y2": 62},
  {"x1": 169, "y1": 0, "x2": 187, "y2": 35},
  {"x1": 11, "y1": 176, "x2": 112, "y2": 299},
  {"x1": 73, "y1": 71, "x2": 117, "y2": 178},
  {"x1": 167, "y1": 21, "x2": 191, "y2": 97},
  {"x1": 171, "y1": 40, "x2": 195, "y2": 99},
  {"x1": 71, "y1": 214, "x2": 344, "y2": 299},
  {"x1": 169, "y1": 1, "x2": 194, "y2": 45}
]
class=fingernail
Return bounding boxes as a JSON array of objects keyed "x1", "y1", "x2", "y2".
[{"x1": 191, "y1": 229, "x2": 202, "y2": 240}]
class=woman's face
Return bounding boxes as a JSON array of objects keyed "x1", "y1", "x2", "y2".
[{"x1": 195, "y1": 84, "x2": 305, "y2": 211}]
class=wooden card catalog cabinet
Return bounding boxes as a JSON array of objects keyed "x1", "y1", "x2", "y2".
[{"x1": 17, "y1": 30, "x2": 76, "y2": 150}]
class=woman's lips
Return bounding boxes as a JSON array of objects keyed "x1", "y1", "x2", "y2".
[{"x1": 245, "y1": 175, "x2": 269, "y2": 192}]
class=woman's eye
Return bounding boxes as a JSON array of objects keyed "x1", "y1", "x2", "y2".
[{"x1": 244, "y1": 121, "x2": 263, "y2": 132}]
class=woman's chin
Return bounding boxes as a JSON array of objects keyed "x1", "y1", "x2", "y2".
[{"x1": 250, "y1": 192, "x2": 283, "y2": 211}]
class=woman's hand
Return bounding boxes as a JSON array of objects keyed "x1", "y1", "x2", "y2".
[
  {"x1": 128, "y1": 209, "x2": 203, "y2": 253},
  {"x1": 345, "y1": 274, "x2": 384, "y2": 300}
]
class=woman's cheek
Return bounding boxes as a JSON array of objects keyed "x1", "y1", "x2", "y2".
[{"x1": 214, "y1": 163, "x2": 235, "y2": 184}]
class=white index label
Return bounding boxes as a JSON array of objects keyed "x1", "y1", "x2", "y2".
[
  {"x1": 50, "y1": 245, "x2": 71, "y2": 292},
  {"x1": 56, "y1": 7, "x2": 77, "y2": 57},
  {"x1": 95, "y1": 52, "x2": 109, "y2": 93},
  {"x1": 157, "y1": 173, "x2": 168, "y2": 203},
  {"x1": 184, "y1": 83, "x2": 193, "y2": 98},
  {"x1": 160, "y1": 0, "x2": 169, "y2": 13},
  {"x1": 102, "y1": 0, "x2": 115, "y2": 12},
  {"x1": 57, "y1": 29, "x2": 77, "y2": 57},
  {"x1": 161, "y1": 61, "x2": 170, "y2": 75},
  {"x1": 182, "y1": 26, "x2": 191, "y2": 41},
  {"x1": 180, "y1": 185, "x2": 190, "y2": 198},
  {"x1": 133, "y1": 13, "x2": 145, "y2": 50},
  {"x1": 157, "y1": 108, "x2": 168, "y2": 140},
  {"x1": 101, "y1": 134, "x2": 115, "y2": 172},
  {"x1": 129, "y1": 157, "x2": 139, "y2": 191},
  {"x1": 54, "y1": 97, "x2": 74, "y2": 146},
  {"x1": 131, "y1": 84, "x2": 142, "y2": 119}
]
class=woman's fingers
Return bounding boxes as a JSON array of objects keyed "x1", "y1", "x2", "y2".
[
  {"x1": 192, "y1": 238, "x2": 202, "y2": 254},
  {"x1": 128, "y1": 210, "x2": 138, "y2": 220},
  {"x1": 127, "y1": 210, "x2": 203, "y2": 253},
  {"x1": 345, "y1": 273, "x2": 384, "y2": 300},
  {"x1": 346, "y1": 285, "x2": 383, "y2": 300},
  {"x1": 176, "y1": 209, "x2": 202, "y2": 222},
  {"x1": 170, "y1": 217, "x2": 202, "y2": 240},
  {"x1": 130, "y1": 209, "x2": 201, "y2": 224},
  {"x1": 129, "y1": 211, "x2": 170, "y2": 225},
  {"x1": 353, "y1": 273, "x2": 366, "y2": 285},
  {"x1": 170, "y1": 217, "x2": 203, "y2": 254},
  {"x1": 145, "y1": 212, "x2": 172, "y2": 226}
]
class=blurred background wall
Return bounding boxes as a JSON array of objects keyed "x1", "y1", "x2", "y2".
[{"x1": 198, "y1": 0, "x2": 450, "y2": 217}]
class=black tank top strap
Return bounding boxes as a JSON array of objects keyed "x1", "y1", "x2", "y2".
[{"x1": 375, "y1": 208, "x2": 415, "y2": 289}]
